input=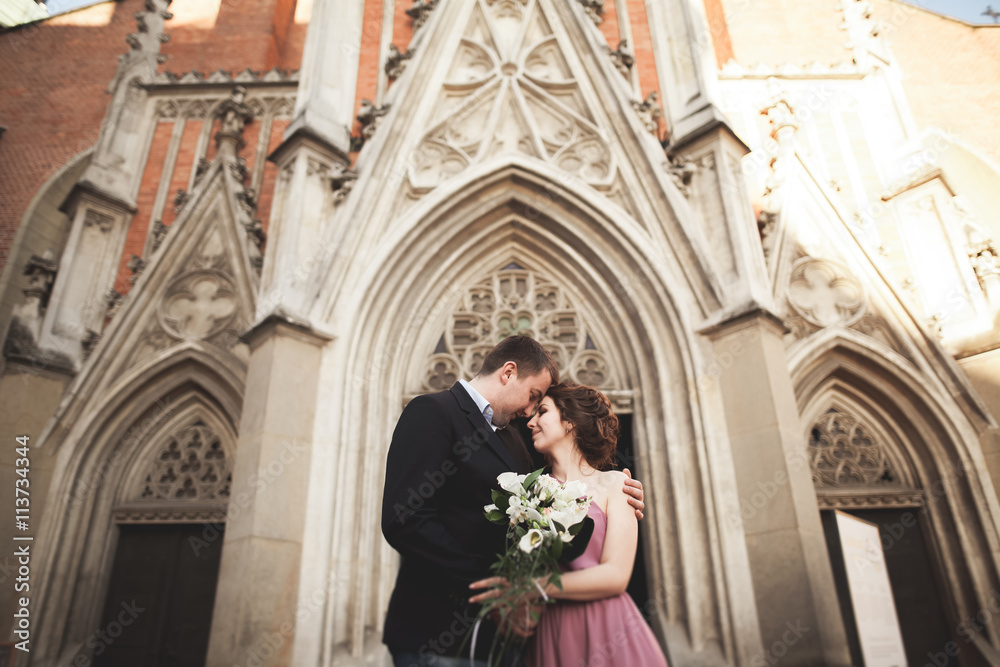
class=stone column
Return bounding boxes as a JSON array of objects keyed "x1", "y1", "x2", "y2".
[
  {"x1": 286, "y1": 0, "x2": 366, "y2": 155},
  {"x1": 700, "y1": 308, "x2": 852, "y2": 667},
  {"x1": 644, "y1": 0, "x2": 729, "y2": 143},
  {"x1": 261, "y1": 0, "x2": 363, "y2": 316},
  {"x1": 260, "y1": 134, "x2": 347, "y2": 317},
  {"x1": 205, "y1": 315, "x2": 331, "y2": 667},
  {"x1": 37, "y1": 188, "x2": 135, "y2": 367}
]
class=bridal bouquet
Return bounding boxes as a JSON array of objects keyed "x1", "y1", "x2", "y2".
[{"x1": 472, "y1": 468, "x2": 594, "y2": 658}]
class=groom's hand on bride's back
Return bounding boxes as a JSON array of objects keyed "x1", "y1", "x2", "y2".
[{"x1": 623, "y1": 469, "x2": 645, "y2": 520}]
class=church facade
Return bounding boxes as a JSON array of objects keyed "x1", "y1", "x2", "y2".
[{"x1": 2, "y1": 0, "x2": 1000, "y2": 665}]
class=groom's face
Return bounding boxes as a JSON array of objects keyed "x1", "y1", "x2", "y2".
[{"x1": 491, "y1": 368, "x2": 552, "y2": 428}]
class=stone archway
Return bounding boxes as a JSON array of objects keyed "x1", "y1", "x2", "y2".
[
  {"x1": 795, "y1": 341, "x2": 1000, "y2": 665},
  {"x1": 804, "y1": 405, "x2": 954, "y2": 665},
  {"x1": 94, "y1": 414, "x2": 234, "y2": 666},
  {"x1": 299, "y1": 169, "x2": 764, "y2": 664},
  {"x1": 29, "y1": 364, "x2": 243, "y2": 667}
]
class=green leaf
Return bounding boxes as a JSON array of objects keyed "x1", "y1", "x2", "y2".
[
  {"x1": 522, "y1": 467, "x2": 545, "y2": 491},
  {"x1": 492, "y1": 489, "x2": 510, "y2": 506},
  {"x1": 485, "y1": 510, "x2": 506, "y2": 523}
]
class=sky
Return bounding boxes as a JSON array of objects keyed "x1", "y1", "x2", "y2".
[{"x1": 905, "y1": 0, "x2": 1000, "y2": 23}]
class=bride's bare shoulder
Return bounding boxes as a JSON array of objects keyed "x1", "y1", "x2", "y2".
[{"x1": 593, "y1": 469, "x2": 627, "y2": 490}]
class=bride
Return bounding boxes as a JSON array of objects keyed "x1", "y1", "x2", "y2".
[{"x1": 469, "y1": 382, "x2": 668, "y2": 666}]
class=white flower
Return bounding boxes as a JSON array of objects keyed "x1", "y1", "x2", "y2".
[
  {"x1": 498, "y1": 472, "x2": 526, "y2": 494},
  {"x1": 506, "y1": 496, "x2": 528, "y2": 525},
  {"x1": 525, "y1": 506, "x2": 544, "y2": 524},
  {"x1": 548, "y1": 497, "x2": 591, "y2": 530},
  {"x1": 557, "y1": 480, "x2": 589, "y2": 504},
  {"x1": 519, "y1": 529, "x2": 545, "y2": 553},
  {"x1": 536, "y1": 475, "x2": 560, "y2": 498},
  {"x1": 484, "y1": 503, "x2": 499, "y2": 513}
]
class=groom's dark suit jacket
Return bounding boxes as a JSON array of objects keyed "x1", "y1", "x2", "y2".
[{"x1": 381, "y1": 382, "x2": 534, "y2": 659}]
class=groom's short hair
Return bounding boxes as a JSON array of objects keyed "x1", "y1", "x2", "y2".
[{"x1": 477, "y1": 335, "x2": 559, "y2": 384}]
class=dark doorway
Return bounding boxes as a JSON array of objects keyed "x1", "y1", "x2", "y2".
[
  {"x1": 515, "y1": 413, "x2": 651, "y2": 616},
  {"x1": 92, "y1": 522, "x2": 225, "y2": 667},
  {"x1": 821, "y1": 508, "x2": 955, "y2": 666}
]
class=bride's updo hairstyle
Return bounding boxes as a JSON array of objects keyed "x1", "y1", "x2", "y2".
[{"x1": 545, "y1": 382, "x2": 620, "y2": 471}]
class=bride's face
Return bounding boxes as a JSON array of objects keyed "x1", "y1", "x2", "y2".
[{"x1": 527, "y1": 396, "x2": 572, "y2": 455}]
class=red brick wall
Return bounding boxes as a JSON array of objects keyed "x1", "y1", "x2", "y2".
[
  {"x1": 599, "y1": 2, "x2": 619, "y2": 49},
  {"x1": 702, "y1": 0, "x2": 734, "y2": 67},
  {"x1": 875, "y1": 0, "x2": 1000, "y2": 168},
  {"x1": 0, "y1": 0, "x2": 140, "y2": 277},
  {"x1": 351, "y1": 0, "x2": 386, "y2": 147},
  {"x1": 627, "y1": 0, "x2": 664, "y2": 137},
  {"x1": 257, "y1": 118, "x2": 289, "y2": 238},
  {"x1": 720, "y1": 0, "x2": 850, "y2": 67},
  {"x1": 113, "y1": 120, "x2": 173, "y2": 295},
  {"x1": 160, "y1": 0, "x2": 295, "y2": 74}
]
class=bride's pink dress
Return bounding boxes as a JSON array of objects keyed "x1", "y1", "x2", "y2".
[{"x1": 528, "y1": 501, "x2": 669, "y2": 666}]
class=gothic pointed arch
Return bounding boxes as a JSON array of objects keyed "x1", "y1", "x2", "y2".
[
  {"x1": 792, "y1": 333, "x2": 1000, "y2": 637},
  {"x1": 28, "y1": 353, "x2": 243, "y2": 666},
  {"x1": 297, "y1": 167, "x2": 763, "y2": 664},
  {"x1": 113, "y1": 405, "x2": 235, "y2": 524}
]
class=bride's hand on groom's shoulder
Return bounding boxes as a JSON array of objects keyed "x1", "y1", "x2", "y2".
[{"x1": 623, "y1": 469, "x2": 645, "y2": 520}]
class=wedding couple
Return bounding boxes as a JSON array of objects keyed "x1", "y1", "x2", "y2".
[{"x1": 381, "y1": 336, "x2": 668, "y2": 666}]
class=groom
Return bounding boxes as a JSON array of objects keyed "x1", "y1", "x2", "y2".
[{"x1": 381, "y1": 335, "x2": 644, "y2": 666}]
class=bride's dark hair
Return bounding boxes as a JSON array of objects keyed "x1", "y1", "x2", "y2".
[{"x1": 545, "y1": 382, "x2": 619, "y2": 471}]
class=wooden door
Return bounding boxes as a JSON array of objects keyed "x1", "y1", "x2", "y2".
[
  {"x1": 822, "y1": 508, "x2": 955, "y2": 666},
  {"x1": 92, "y1": 523, "x2": 224, "y2": 667}
]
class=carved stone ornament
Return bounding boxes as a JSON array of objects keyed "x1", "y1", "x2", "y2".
[
  {"x1": 111, "y1": 0, "x2": 172, "y2": 91},
  {"x1": 816, "y1": 491, "x2": 924, "y2": 510},
  {"x1": 173, "y1": 188, "x2": 190, "y2": 214},
  {"x1": 81, "y1": 329, "x2": 101, "y2": 360},
  {"x1": 159, "y1": 271, "x2": 238, "y2": 340},
  {"x1": 757, "y1": 210, "x2": 778, "y2": 258},
  {"x1": 787, "y1": 258, "x2": 866, "y2": 328},
  {"x1": 84, "y1": 210, "x2": 115, "y2": 233},
  {"x1": 214, "y1": 85, "x2": 254, "y2": 150},
  {"x1": 632, "y1": 92, "x2": 663, "y2": 134},
  {"x1": 664, "y1": 154, "x2": 697, "y2": 198},
  {"x1": 422, "y1": 264, "x2": 617, "y2": 392},
  {"x1": 105, "y1": 289, "x2": 125, "y2": 321},
  {"x1": 406, "y1": 0, "x2": 438, "y2": 31},
  {"x1": 331, "y1": 166, "x2": 360, "y2": 207},
  {"x1": 193, "y1": 157, "x2": 211, "y2": 187},
  {"x1": 385, "y1": 44, "x2": 414, "y2": 80},
  {"x1": 151, "y1": 219, "x2": 169, "y2": 253},
  {"x1": 356, "y1": 99, "x2": 390, "y2": 143},
  {"x1": 127, "y1": 254, "x2": 147, "y2": 285},
  {"x1": 809, "y1": 410, "x2": 899, "y2": 488},
  {"x1": 236, "y1": 186, "x2": 258, "y2": 219},
  {"x1": 135, "y1": 420, "x2": 231, "y2": 502},
  {"x1": 408, "y1": 1, "x2": 615, "y2": 191},
  {"x1": 23, "y1": 253, "x2": 59, "y2": 308},
  {"x1": 229, "y1": 157, "x2": 251, "y2": 185},
  {"x1": 576, "y1": 0, "x2": 604, "y2": 25},
  {"x1": 607, "y1": 40, "x2": 634, "y2": 78}
]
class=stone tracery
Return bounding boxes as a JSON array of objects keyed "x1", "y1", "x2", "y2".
[
  {"x1": 808, "y1": 409, "x2": 898, "y2": 488},
  {"x1": 422, "y1": 265, "x2": 618, "y2": 391},
  {"x1": 408, "y1": 0, "x2": 615, "y2": 191},
  {"x1": 134, "y1": 420, "x2": 232, "y2": 502}
]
